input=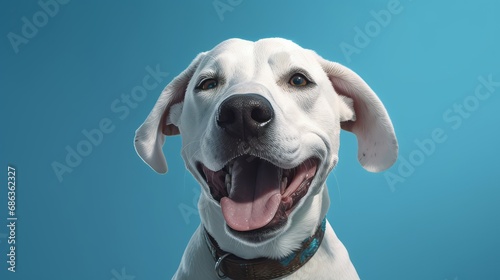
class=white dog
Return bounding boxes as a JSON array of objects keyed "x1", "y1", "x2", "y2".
[{"x1": 135, "y1": 38, "x2": 398, "y2": 280}]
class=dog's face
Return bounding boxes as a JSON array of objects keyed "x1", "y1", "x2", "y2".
[{"x1": 135, "y1": 38, "x2": 397, "y2": 258}]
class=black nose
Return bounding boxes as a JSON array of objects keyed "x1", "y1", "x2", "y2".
[{"x1": 217, "y1": 94, "x2": 274, "y2": 140}]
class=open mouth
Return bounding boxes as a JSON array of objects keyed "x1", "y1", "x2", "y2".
[{"x1": 198, "y1": 156, "x2": 318, "y2": 234}]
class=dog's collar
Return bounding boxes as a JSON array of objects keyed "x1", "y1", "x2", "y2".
[{"x1": 203, "y1": 218, "x2": 326, "y2": 280}]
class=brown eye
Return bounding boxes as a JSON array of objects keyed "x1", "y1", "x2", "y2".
[
  {"x1": 289, "y1": 74, "x2": 309, "y2": 87},
  {"x1": 197, "y1": 79, "x2": 218, "y2": 90}
]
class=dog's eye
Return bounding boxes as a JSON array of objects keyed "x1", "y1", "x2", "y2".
[
  {"x1": 197, "y1": 79, "x2": 218, "y2": 90},
  {"x1": 289, "y1": 74, "x2": 309, "y2": 87}
]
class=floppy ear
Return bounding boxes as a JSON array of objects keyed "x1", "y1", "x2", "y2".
[
  {"x1": 319, "y1": 58, "x2": 398, "y2": 172},
  {"x1": 134, "y1": 53, "x2": 205, "y2": 173}
]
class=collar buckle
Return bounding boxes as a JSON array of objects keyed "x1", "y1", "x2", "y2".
[{"x1": 215, "y1": 253, "x2": 231, "y2": 279}]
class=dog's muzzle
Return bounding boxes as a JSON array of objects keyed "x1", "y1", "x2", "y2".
[{"x1": 197, "y1": 94, "x2": 320, "y2": 239}]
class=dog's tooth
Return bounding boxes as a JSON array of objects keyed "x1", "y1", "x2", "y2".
[
  {"x1": 281, "y1": 177, "x2": 288, "y2": 193},
  {"x1": 225, "y1": 173, "x2": 232, "y2": 193}
]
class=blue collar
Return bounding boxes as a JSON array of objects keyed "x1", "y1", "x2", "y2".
[{"x1": 204, "y1": 218, "x2": 327, "y2": 279}]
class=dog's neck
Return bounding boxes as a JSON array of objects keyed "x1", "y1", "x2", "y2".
[{"x1": 203, "y1": 218, "x2": 326, "y2": 280}]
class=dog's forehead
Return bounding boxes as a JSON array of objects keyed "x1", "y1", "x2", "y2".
[
  {"x1": 211, "y1": 38, "x2": 305, "y2": 53},
  {"x1": 200, "y1": 38, "x2": 317, "y2": 73}
]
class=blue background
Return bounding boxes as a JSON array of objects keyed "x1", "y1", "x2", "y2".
[{"x1": 1, "y1": 1, "x2": 499, "y2": 279}]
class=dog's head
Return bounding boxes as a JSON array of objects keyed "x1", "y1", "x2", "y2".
[{"x1": 135, "y1": 38, "x2": 397, "y2": 258}]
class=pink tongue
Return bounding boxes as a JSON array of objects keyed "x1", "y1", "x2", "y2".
[{"x1": 220, "y1": 158, "x2": 281, "y2": 231}]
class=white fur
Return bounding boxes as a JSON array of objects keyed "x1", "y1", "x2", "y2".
[{"x1": 134, "y1": 38, "x2": 398, "y2": 279}]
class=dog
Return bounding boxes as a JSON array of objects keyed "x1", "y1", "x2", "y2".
[{"x1": 134, "y1": 38, "x2": 398, "y2": 279}]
